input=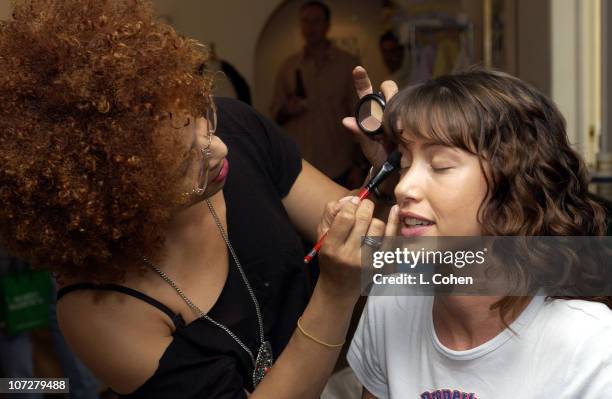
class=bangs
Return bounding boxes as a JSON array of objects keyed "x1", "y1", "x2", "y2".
[{"x1": 383, "y1": 81, "x2": 480, "y2": 154}]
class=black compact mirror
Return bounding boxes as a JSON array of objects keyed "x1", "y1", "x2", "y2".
[{"x1": 356, "y1": 92, "x2": 386, "y2": 137}]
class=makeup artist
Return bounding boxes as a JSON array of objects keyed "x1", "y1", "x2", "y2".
[{"x1": 0, "y1": 0, "x2": 396, "y2": 398}]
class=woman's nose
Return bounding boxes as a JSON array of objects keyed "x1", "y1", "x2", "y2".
[
  {"x1": 210, "y1": 135, "x2": 228, "y2": 160},
  {"x1": 394, "y1": 165, "x2": 424, "y2": 204}
]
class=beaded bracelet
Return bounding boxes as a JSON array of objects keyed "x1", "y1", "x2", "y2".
[{"x1": 296, "y1": 317, "x2": 345, "y2": 349}]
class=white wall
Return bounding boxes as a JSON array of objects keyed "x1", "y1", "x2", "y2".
[
  {"x1": 551, "y1": 0, "x2": 601, "y2": 164},
  {"x1": 578, "y1": 0, "x2": 601, "y2": 165},
  {"x1": 152, "y1": 0, "x2": 283, "y2": 91},
  {"x1": 551, "y1": 0, "x2": 578, "y2": 146},
  {"x1": 603, "y1": 0, "x2": 612, "y2": 153}
]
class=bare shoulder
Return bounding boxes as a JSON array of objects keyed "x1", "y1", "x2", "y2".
[{"x1": 57, "y1": 287, "x2": 175, "y2": 394}]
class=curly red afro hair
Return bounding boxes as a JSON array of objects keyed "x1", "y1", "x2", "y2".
[{"x1": 0, "y1": 0, "x2": 213, "y2": 282}]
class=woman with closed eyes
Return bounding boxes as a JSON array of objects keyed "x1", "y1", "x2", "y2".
[{"x1": 343, "y1": 68, "x2": 612, "y2": 398}]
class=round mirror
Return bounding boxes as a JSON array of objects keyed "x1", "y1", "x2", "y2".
[{"x1": 356, "y1": 93, "x2": 386, "y2": 137}]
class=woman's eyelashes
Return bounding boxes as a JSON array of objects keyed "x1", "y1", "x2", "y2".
[
  {"x1": 398, "y1": 152, "x2": 456, "y2": 174},
  {"x1": 430, "y1": 160, "x2": 456, "y2": 172}
]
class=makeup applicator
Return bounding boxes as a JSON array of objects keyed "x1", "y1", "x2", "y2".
[{"x1": 304, "y1": 150, "x2": 401, "y2": 263}]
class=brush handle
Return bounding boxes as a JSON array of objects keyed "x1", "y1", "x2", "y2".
[{"x1": 303, "y1": 187, "x2": 371, "y2": 264}]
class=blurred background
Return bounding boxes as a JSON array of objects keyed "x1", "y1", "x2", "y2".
[
  {"x1": 1, "y1": 0, "x2": 607, "y2": 193},
  {"x1": 150, "y1": 0, "x2": 610, "y2": 196},
  {"x1": 0, "y1": 0, "x2": 610, "y2": 398},
  {"x1": 144, "y1": 0, "x2": 608, "y2": 197}
]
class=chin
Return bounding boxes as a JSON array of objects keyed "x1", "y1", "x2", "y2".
[{"x1": 199, "y1": 182, "x2": 225, "y2": 201}]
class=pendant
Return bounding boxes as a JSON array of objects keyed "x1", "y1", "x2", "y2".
[{"x1": 253, "y1": 341, "x2": 273, "y2": 387}]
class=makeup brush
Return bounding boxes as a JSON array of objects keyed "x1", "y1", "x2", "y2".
[{"x1": 304, "y1": 150, "x2": 401, "y2": 264}]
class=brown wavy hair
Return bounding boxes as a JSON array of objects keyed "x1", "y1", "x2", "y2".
[
  {"x1": 0, "y1": 0, "x2": 213, "y2": 282},
  {"x1": 383, "y1": 68, "x2": 611, "y2": 314}
]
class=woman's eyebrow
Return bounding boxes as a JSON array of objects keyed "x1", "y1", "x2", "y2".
[
  {"x1": 399, "y1": 138, "x2": 448, "y2": 149},
  {"x1": 179, "y1": 117, "x2": 197, "y2": 151}
]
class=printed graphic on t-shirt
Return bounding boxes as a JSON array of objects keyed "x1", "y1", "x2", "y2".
[{"x1": 420, "y1": 390, "x2": 478, "y2": 399}]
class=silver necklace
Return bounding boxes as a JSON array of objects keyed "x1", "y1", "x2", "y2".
[{"x1": 143, "y1": 199, "x2": 273, "y2": 388}]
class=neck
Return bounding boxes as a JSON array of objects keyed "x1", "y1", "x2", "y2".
[
  {"x1": 160, "y1": 192, "x2": 224, "y2": 273},
  {"x1": 432, "y1": 296, "x2": 531, "y2": 351}
]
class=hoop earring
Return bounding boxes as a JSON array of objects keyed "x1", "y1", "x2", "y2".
[{"x1": 192, "y1": 168, "x2": 210, "y2": 196}]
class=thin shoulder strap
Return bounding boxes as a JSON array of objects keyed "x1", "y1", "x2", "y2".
[{"x1": 57, "y1": 283, "x2": 185, "y2": 329}]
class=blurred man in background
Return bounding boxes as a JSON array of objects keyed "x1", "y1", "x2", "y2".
[{"x1": 271, "y1": 1, "x2": 364, "y2": 188}]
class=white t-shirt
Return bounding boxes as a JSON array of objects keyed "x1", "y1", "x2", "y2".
[{"x1": 348, "y1": 293, "x2": 612, "y2": 398}]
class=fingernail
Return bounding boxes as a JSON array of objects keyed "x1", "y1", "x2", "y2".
[
  {"x1": 339, "y1": 196, "x2": 353, "y2": 203},
  {"x1": 392, "y1": 204, "x2": 399, "y2": 214},
  {"x1": 351, "y1": 196, "x2": 360, "y2": 204}
]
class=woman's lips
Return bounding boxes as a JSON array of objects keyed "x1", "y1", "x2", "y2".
[
  {"x1": 400, "y1": 225, "x2": 433, "y2": 237},
  {"x1": 399, "y1": 212, "x2": 435, "y2": 237},
  {"x1": 211, "y1": 158, "x2": 229, "y2": 183}
]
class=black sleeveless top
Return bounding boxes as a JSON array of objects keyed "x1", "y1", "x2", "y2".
[{"x1": 57, "y1": 98, "x2": 309, "y2": 398}]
